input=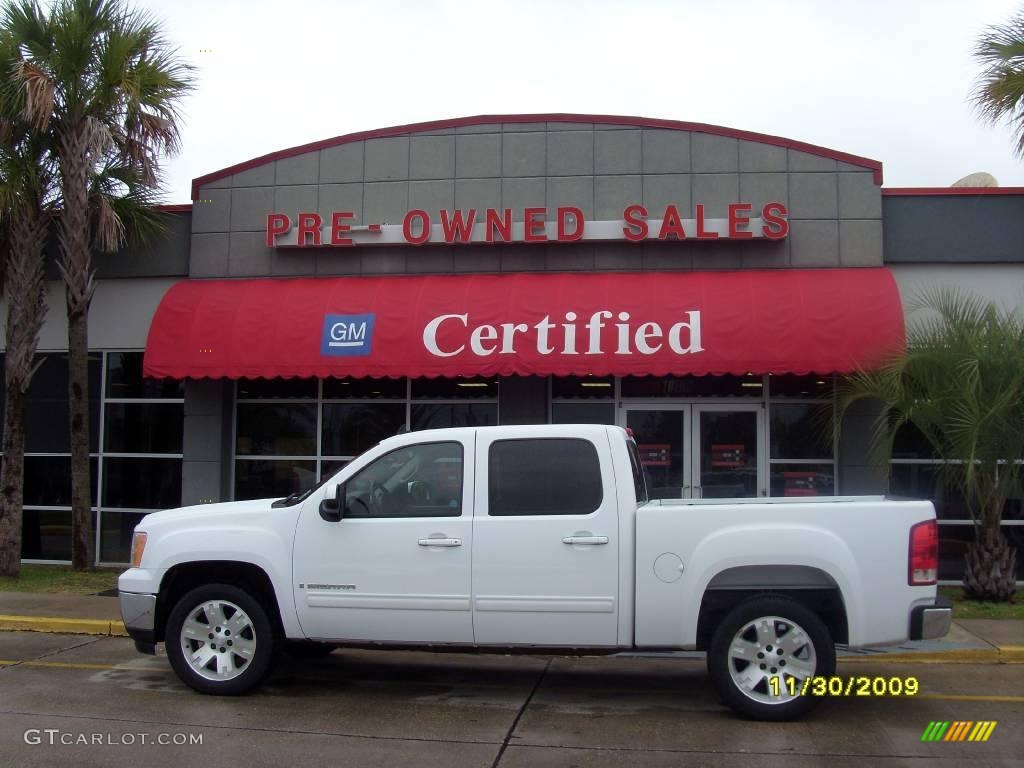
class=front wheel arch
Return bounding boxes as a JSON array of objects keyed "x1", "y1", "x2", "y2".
[
  {"x1": 165, "y1": 582, "x2": 278, "y2": 695},
  {"x1": 156, "y1": 561, "x2": 285, "y2": 643}
]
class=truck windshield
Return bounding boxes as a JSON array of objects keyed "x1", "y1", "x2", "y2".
[{"x1": 271, "y1": 443, "x2": 375, "y2": 508}]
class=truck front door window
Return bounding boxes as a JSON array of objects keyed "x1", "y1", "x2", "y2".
[{"x1": 344, "y1": 442, "x2": 463, "y2": 518}]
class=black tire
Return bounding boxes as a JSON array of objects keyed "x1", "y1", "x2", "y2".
[
  {"x1": 284, "y1": 640, "x2": 338, "y2": 659},
  {"x1": 166, "y1": 583, "x2": 277, "y2": 695},
  {"x1": 707, "y1": 594, "x2": 836, "y2": 721}
]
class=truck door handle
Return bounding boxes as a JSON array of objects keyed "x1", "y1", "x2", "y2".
[
  {"x1": 562, "y1": 536, "x2": 609, "y2": 545},
  {"x1": 418, "y1": 537, "x2": 462, "y2": 547}
]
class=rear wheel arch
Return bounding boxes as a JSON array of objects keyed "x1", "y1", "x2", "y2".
[{"x1": 695, "y1": 566, "x2": 849, "y2": 650}]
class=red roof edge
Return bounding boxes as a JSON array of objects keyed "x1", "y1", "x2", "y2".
[
  {"x1": 190, "y1": 113, "x2": 885, "y2": 199},
  {"x1": 154, "y1": 203, "x2": 193, "y2": 212},
  {"x1": 882, "y1": 187, "x2": 1024, "y2": 196}
]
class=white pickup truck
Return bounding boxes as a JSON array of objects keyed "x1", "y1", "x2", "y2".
[{"x1": 119, "y1": 424, "x2": 950, "y2": 720}]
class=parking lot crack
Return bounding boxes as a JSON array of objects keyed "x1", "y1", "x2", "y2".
[{"x1": 491, "y1": 658, "x2": 550, "y2": 768}]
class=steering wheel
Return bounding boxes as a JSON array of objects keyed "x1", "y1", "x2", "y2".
[
  {"x1": 369, "y1": 480, "x2": 390, "y2": 514},
  {"x1": 409, "y1": 480, "x2": 433, "y2": 504}
]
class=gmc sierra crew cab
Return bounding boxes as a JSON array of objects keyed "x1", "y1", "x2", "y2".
[{"x1": 118, "y1": 424, "x2": 951, "y2": 720}]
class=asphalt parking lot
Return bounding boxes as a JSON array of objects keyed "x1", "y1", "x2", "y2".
[{"x1": 0, "y1": 631, "x2": 1021, "y2": 767}]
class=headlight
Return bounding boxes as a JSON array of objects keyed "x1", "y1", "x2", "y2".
[{"x1": 130, "y1": 532, "x2": 148, "y2": 568}]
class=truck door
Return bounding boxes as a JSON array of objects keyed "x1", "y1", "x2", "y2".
[
  {"x1": 472, "y1": 427, "x2": 620, "y2": 646},
  {"x1": 293, "y1": 435, "x2": 474, "y2": 643}
]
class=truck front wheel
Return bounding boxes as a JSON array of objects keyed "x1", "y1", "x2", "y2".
[
  {"x1": 166, "y1": 583, "x2": 277, "y2": 695},
  {"x1": 708, "y1": 594, "x2": 836, "y2": 721}
]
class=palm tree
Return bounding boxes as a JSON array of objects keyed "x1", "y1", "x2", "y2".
[
  {"x1": 837, "y1": 287, "x2": 1024, "y2": 601},
  {"x1": 0, "y1": 27, "x2": 58, "y2": 578},
  {"x1": 972, "y1": 8, "x2": 1024, "y2": 157},
  {"x1": 6, "y1": 0, "x2": 192, "y2": 568}
]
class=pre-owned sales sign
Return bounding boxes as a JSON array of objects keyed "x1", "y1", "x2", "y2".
[{"x1": 266, "y1": 202, "x2": 789, "y2": 248}]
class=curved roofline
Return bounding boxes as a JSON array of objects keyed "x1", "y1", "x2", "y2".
[
  {"x1": 882, "y1": 186, "x2": 1024, "y2": 196},
  {"x1": 190, "y1": 113, "x2": 884, "y2": 199}
]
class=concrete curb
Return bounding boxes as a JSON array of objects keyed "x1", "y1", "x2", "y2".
[
  {"x1": 0, "y1": 614, "x2": 127, "y2": 637},
  {"x1": 840, "y1": 646, "x2": 1024, "y2": 664}
]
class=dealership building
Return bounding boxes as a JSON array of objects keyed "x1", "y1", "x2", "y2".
[{"x1": 3, "y1": 113, "x2": 1022, "y2": 580}]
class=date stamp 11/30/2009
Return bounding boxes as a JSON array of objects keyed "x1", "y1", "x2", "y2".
[{"x1": 769, "y1": 676, "x2": 920, "y2": 697}]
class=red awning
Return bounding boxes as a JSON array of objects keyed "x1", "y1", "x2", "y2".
[{"x1": 143, "y1": 268, "x2": 905, "y2": 380}]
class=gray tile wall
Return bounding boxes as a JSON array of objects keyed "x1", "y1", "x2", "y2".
[
  {"x1": 181, "y1": 380, "x2": 234, "y2": 506},
  {"x1": 190, "y1": 123, "x2": 882, "y2": 277}
]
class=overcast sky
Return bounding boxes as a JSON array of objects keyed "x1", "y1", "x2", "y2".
[{"x1": 134, "y1": 0, "x2": 1024, "y2": 203}]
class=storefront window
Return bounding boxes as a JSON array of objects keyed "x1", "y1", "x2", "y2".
[
  {"x1": 931, "y1": 524, "x2": 1023, "y2": 582},
  {"x1": 235, "y1": 459, "x2": 317, "y2": 501},
  {"x1": 96, "y1": 351, "x2": 184, "y2": 562},
  {"x1": 890, "y1": 464, "x2": 971, "y2": 520},
  {"x1": 25, "y1": 354, "x2": 101, "y2": 453},
  {"x1": 768, "y1": 374, "x2": 834, "y2": 399},
  {"x1": 323, "y1": 377, "x2": 407, "y2": 399},
  {"x1": 411, "y1": 376, "x2": 497, "y2": 399},
  {"x1": 322, "y1": 403, "x2": 406, "y2": 456},
  {"x1": 770, "y1": 403, "x2": 832, "y2": 460},
  {"x1": 621, "y1": 374, "x2": 764, "y2": 398},
  {"x1": 21, "y1": 511, "x2": 96, "y2": 561},
  {"x1": 551, "y1": 402, "x2": 616, "y2": 425},
  {"x1": 769, "y1": 464, "x2": 835, "y2": 497},
  {"x1": 552, "y1": 376, "x2": 614, "y2": 399},
  {"x1": 411, "y1": 403, "x2": 497, "y2": 430},
  {"x1": 767, "y1": 378, "x2": 835, "y2": 498},
  {"x1": 235, "y1": 403, "x2": 317, "y2": 455},
  {"x1": 106, "y1": 352, "x2": 183, "y2": 398},
  {"x1": 889, "y1": 455, "x2": 1022, "y2": 583},
  {"x1": 102, "y1": 457, "x2": 183, "y2": 510},
  {"x1": 234, "y1": 377, "x2": 496, "y2": 501},
  {"x1": 19, "y1": 351, "x2": 173, "y2": 565},
  {"x1": 236, "y1": 377, "x2": 317, "y2": 399},
  {"x1": 104, "y1": 403, "x2": 184, "y2": 453},
  {"x1": 24, "y1": 457, "x2": 98, "y2": 507},
  {"x1": 892, "y1": 423, "x2": 940, "y2": 460}
]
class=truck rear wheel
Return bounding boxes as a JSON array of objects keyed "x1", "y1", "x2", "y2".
[
  {"x1": 708, "y1": 594, "x2": 835, "y2": 721},
  {"x1": 166, "y1": 583, "x2": 277, "y2": 695}
]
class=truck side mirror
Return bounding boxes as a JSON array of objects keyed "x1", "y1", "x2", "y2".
[{"x1": 319, "y1": 483, "x2": 345, "y2": 522}]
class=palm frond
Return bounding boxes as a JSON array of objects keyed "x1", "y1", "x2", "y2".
[
  {"x1": 837, "y1": 286, "x2": 1024, "y2": 529},
  {"x1": 972, "y1": 9, "x2": 1024, "y2": 156}
]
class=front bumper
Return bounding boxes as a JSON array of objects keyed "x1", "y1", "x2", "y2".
[
  {"x1": 910, "y1": 596, "x2": 953, "y2": 640},
  {"x1": 119, "y1": 591, "x2": 157, "y2": 654}
]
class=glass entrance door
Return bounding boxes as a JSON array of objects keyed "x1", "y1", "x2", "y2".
[
  {"x1": 623, "y1": 404, "x2": 765, "y2": 499},
  {"x1": 692, "y1": 405, "x2": 765, "y2": 499},
  {"x1": 624, "y1": 406, "x2": 690, "y2": 499}
]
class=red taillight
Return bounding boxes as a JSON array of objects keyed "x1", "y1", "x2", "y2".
[{"x1": 909, "y1": 519, "x2": 938, "y2": 585}]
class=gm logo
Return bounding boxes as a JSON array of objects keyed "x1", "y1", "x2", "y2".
[{"x1": 321, "y1": 313, "x2": 374, "y2": 357}]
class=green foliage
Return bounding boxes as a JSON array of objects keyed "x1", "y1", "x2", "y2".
[
  {"x1": 972, "y1": 7, "x2": 1024, "y2": 157},
  {"x1": 939, "y1": 586, "x2": 1023, "y2": 620},
  {"x1": 0, "y1": 563, "x2": 120, "y2": 594},
  {"x1": 837, "y1": 286, "x2": 1024, "y2": 531}
]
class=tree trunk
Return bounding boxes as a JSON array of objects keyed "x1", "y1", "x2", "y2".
[
  {"x1": 963, "y1": 525, "x2": 1018, "y2": 601},
  {"x1": 0, "y1": 206, "x2": 49, "y2": 577},
  {"x1": 58, "y1": 129, "x2": 96, "y2": 571}
]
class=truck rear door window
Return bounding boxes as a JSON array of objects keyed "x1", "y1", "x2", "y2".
[{"x1": 488, "y1": 438, "x2": 602, "y2": 516}]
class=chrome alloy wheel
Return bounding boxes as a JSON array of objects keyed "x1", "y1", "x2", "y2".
[
  {"x1": 726, "y1": 614, "x2": 817, "y2": 705},
  {"x1": 179, "y1": 599, "x2": 257, "y2": 681}
]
